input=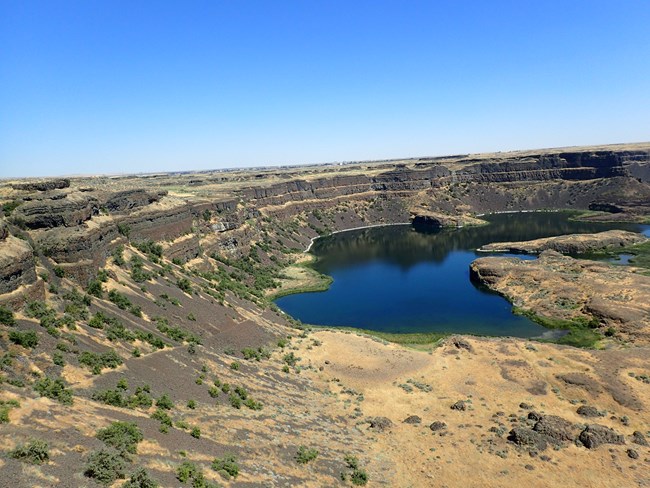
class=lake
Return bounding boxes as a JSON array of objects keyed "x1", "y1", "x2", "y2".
[{"x1": 275, "y1": 212, "x2": 650, "y2": 337}]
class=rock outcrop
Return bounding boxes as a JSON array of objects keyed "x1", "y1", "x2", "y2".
[
  {"x1": 478, "y1": 230, "x2": 648, "y2": 254},
  {"x1": 470, "y1": 250, "x2": 650, "y2": 342}
]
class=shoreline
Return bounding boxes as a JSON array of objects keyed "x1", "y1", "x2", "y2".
[{"x1": 304, "y1": 222, "x2": 412, "y2": 253}]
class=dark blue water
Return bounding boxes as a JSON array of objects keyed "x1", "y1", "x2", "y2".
[{"x1": 275, "y1": 212, "x2": 649, "y2": 337}]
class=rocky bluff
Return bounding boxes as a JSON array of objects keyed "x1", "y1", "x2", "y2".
[{"x1": 1, "y1": 145, "x2": 649, "y2": 305}]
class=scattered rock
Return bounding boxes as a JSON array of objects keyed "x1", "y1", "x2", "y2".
[
  {"x1": 451, "y1": 400, "x2": 467, "y2": 411},
  {"x1": 519, "y1": 402, "x2": 533, "y2": 410},
  {"x1": 367, "y1": 417, "x2": 393, "y2": 432},
  {"x1": 508, "y1": 428, "x2": 548, "y2": 451},
  {"x1": 631, "y1": 431, "x2": 648, "y2": 446},
  {"x1": 533, "y1": 415, "x2": 576, "y2": 444},
  {"x1": 524, "y1": 464, "x2": 535, "y2": 471},
  {"x1": 528, "y1": 411, "x2": 543, "y2": 422},
  {"x1": 403, "y1": 415, "x2": 422, "y2": 425},
  {"x1": 429, "y1": 421, "x2": 447, "y2": 432},
  {"x1": 578, "y1": 424, "x2": 625, "y2": 449},
  {"x1": 449, "y1": 336, "x2": 474, "y2": 353},
  {"x1": 576, "y1": 405, "x2": 603, "y2": 418},
  {"x1": 627, "y1": 449, "x2": 639, "y2": 460}
]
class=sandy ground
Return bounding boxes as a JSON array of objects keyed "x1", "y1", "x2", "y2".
[{"x1": 296, "y1": 330, "x2": 650, "y2": 488}]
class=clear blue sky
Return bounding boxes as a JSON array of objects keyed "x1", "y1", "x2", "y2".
[{"x1": 1, "y1": 1, "x2": 649, "y2": 177}]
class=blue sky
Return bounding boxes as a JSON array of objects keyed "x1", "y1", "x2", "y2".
[{"x1": 1, "y1": 1, "x2": 649, "y2": 177}]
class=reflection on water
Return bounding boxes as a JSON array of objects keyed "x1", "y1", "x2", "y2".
[{"x1": 275, "y1": 212, "x2": 649, "y2": 337}]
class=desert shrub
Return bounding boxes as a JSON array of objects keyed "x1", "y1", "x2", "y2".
[
  {"x1": 96, "y1": 421, "x2": 143, "y2": 456},
  {"x1": 187, "y1": 399, "x2": 196, "y2": 409},
  {"x1": 79, "y1": 350, "x2": 123, "y2": 374},
  {"x1": 34, "y1": 377, "x2": 73, "y2": 404},
  {"x1": 208, "y1": 387, "x2": 219, "y2": 398},
  {"x1": 112, "y1": 245, "x2": 126, "y2": 266},
  {"x1": 230, "y1": 361, "x2": 240, "y2": 371},
  {"x1": 87, "y1": 279, "x2": 104, "y2": 298},
  {"x1": 0, "y1": 305, "x2": 16, "y2": 325},
  {"x1": 156, "y1": 393, "x2": 174, "y2": 410},
  {"x1": 151, "y1": 408, "x2": 172, "y2": 427},
  {"x1": 229, "y1": 394, "x2": 241, "y2": 409},
  {"x1": 106, "y1": 322, "x2": 136, "y2": 342},
  {"x1": 53, "y1": 266, "x2": 65, "y2": 278},
  {"x1": 134, "y1": 331, "x2": 166, "y2": 349},
  {"x1": 109, "y1": 290, "x2": 133, "y2": 310},
  {"x1": 233, "y1": 386, "x2": 247, "y2": 400},
  {"x1": 244, "y1": 398, "x2": 263, "y2": 411},
  {"x1": 9, "y1": 330, "x2": 38, "y2": 348},
  {"x1": 177, "y1": 278, "x2": 192, "y2": 294},
  {"x1": 24, "y1": 300, "x2": 52, "y2": 318},
  {"x1": 10, "y1": 439, "x2": 49, "y2": 464},
  {"x1": 52, "y1": 352, "x2": 65, "y2": 366},
  {"x1": 128, "y1": 387, "x2": 153, "y2": 409},
  {"x1": 84, "y1": 448, "x2": 127, "y2": 485},
  {"x1": 211, "y1": 453, "x2": 239, "y2": 479},
  {"x1": 177, "y1": 461, "x2": 198, "y2": 482},
  {"x1": 0, "y1": 400, "x2": 20, "y2": 423},
  {"x1": 190, "y1": 427, "x2": 201, "y2": 439},
  {"x1": 134, "y1": 240, "x2": 163, "y2": 260},
  {"x1": 122, "y1": 467, "x2": 158, "y2": 488},
  {"x1": 283, "y1": 352, "x2": 299, "y2": 366},
  {"x1": 187, "y1": 313, "x2": 196, "y2": 321},
  {"x1": 295, "y1": 446, "x2": 318, "y2": 464},
  {"x1": 93, "y1": 388, "x2": 126, "y2": 407},
  {"x1": 117, "y1": 378, "x2": 129, "y2": 390}
]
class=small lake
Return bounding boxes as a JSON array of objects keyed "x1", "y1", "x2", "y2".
[{"x1": 275, "y1": 212, "x2": 650, "y2": 337}]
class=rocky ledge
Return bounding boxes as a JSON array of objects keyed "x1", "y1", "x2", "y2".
[
  {"x1": 477, "y1": 230, "x2": 648, "y2": 254},
  {"x1": 410, "y1": 209, "x2": 486, "y2": 228},
  {"x1": 470, "y1": 250, "x2": 650, "y2": 342}
]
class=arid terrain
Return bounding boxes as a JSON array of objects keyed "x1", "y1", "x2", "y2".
[{"x1": 1, "y1": 143, "x2": 650, "y2": 487}]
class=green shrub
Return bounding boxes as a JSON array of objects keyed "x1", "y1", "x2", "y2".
[
  {"x1": 229, "y1": 394, "x2": 241, "y2": 409},
  {"x1": 176, "y1": 461, "x2": 198, "y2": 482},
  {"x1": 93, "y1": 389, "x2": 126, "y2": 407},
  {"x1": 177, "y1": 278, "x2": 192, "y2": 294},
  {"x1": 211, "y1": 453, "x2": 239, "y2": 479},
  {"x1": 208, "y1": 387, "x2": 219, "y2": 398},
  {"x1": 350, "y1": 469, "x2": 369, "y2": 485},
  {"x1": 109, "y1": 289, "x2": 133, "y2": 310},
  {"x1": 122, "y1": 467, "x2": 159, "y2": 488},
  {"x1": 187, "y1": 313, "x2": 196, "y2": 321},
  {"x1": 33, "y1": 376, "x2": 73, "y2": 404},
  {"x1": 117, "y1": 378, "x2": 129, "y2": 390},
  {"x1": 10, "y1": 439, "x2": 49, "y2": 464},
  {"x1": 190, "y1": 427, "x2": 201, "y2": 439},
  {"x1": 156, "y1": 393, "x2": 174, "y2": 410},
  {"x1": 53, "y1": 266, "x2": 65, "y2": 278},
  {"x1": 244, "y1": 398, "x2": 263, "y2": 411},
  {"x1": 0, "y1": 305, "x2": 16, "y2": 325},
  {"x1": 295, "y1": 445, "x2": 318, "y2": 464},
  {"x1": 84, "y1": 448, "x2": 127, "y2": 485},
  {"x1": 230, "y1": 361, "x2": 240, "y2": 371},
  {"x1": 96, "y1": 421, "x2": 143, "y2": 456},
  {"x1": 0, "y1": 400, "x2": 19, "y2": 423},
  {"x1": 283, "y1": 352, "x2": 299, "y2": 366},
  {"x1": 187, "y1": 399, "x2": 196, "y2": 409},
  {"x1": 87, "y1": 279, "x2": 104, "y2": 298},
  {"x1": 79, "y1": 350, "x2": 123, "y2": 374},
  {"x1": 151, "y1": 408, "x2": 172, "y2": 427},
  {"x1": 112, "y1": 245, "x2": 125, "y2": 267},
  {"x1": 53, "y1": 352, "x2": 65, "y2": 366},
  {"x1": 9, "y1": 330, "x2": 39, "y2": 348},
  {"x1": 2, "y1": 200, "x2": 22, "y2": 216}
]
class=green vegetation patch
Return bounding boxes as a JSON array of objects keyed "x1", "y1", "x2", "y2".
[{"x1": 10, "y1": 439, "x2": 49, "y2": 464}]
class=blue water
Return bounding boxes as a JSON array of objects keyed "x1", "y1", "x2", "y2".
[{"x1": 275, "y1": 212, "x2": 650, "y2": 337}]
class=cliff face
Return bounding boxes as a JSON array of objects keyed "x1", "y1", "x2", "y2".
[{"x1": 0, "y1": 145, "x2": 648, "y2": 292}]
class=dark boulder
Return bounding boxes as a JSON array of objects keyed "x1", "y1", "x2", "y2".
[
  {"x1": 429, "y1": 421, "x2": 447, "y2": 432},
  {"x1": 403, "y1": 415, "x2": 422, "y2": 425},
  {"x1": 532, "y1": 415, "x2": 577, "y2": 444},
  {"x1": 578, "y1": 424, "x2": 625, "y2": 449},
  {"x1": 631, "y1": 431, "x2": 648, "y2": 447},
  {"x1": 367, "y1": 417, "x2": 393, "y2": 432},
  {"x1": 450, "y1": 400, "x2": 467, "y2": 411},
  {"x1": 508, "y1": 428, "x2": 548, "y2": 451}
]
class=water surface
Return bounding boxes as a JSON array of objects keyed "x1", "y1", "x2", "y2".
[{"x1": 275, "y1": 212, "x2": 649, "y2": 337}]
